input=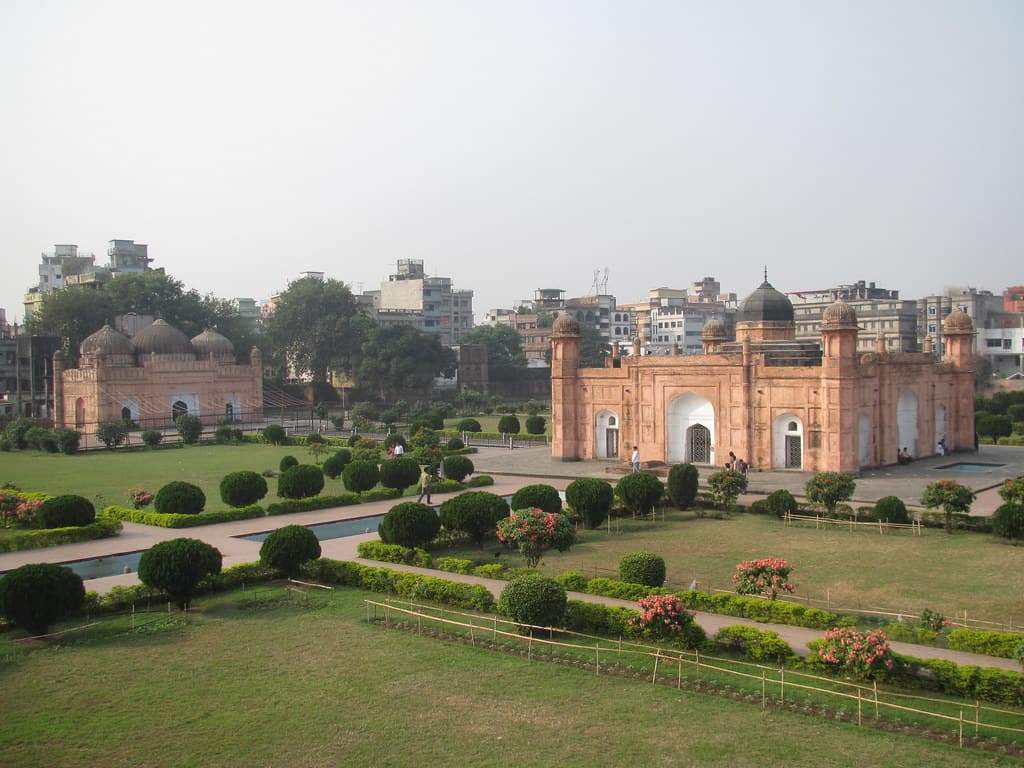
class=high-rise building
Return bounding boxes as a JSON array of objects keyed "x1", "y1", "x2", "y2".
[{"x1": 376, "y1": 260, "x2": 474, "y2": 346}]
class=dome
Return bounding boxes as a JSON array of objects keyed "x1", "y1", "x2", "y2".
[
  {"x1": 943, "y1": 309, "x2": 974, "y2": 334},
  {"x1": 822, "y1": 299, "x2": 859, "y2": 329},
  {"x1": 702, "y1": 318, "x2": 727, "y2": 340},
  {"x1": 191, "y1": 328, "x2": 235, "y2": 360},
  {"x1": 552, "y1": 314, "x2": 581, "y2": 337},
  {"x1": 736, "y1": 280, "x2": 794, "y2": 324},
  {"x1": 130, "y1": 319, "x2": 194, "y2": 356},
  {"x1": 80, "y1": 324, "x2": 132, "y2": 356}
]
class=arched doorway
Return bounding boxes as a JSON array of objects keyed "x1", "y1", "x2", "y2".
[
  {"x1": 934, "y1": 404, "x2": 947, "y2": 452},
  {"x1": 773, "y1": 414, "x2": 804, "y2": 469},
  {"x1": 225, "y1": 403, "x2": 235, "y2": 422},
  {"x1": 897, "y1": 389, "x2": 919, "y2": 458},
  {"x1": 172, "y1": 400, "x2": 188, "y2": 422},
  {"x1": 75, "y1": 398, "x2": 86, "y2": 429},
  {"x1": 858, "y1": 412, "x2": 871, "y2": 468},
  {"x1": 594, "y1": 410, "x2": 619, "y2": 459},
  {"x1": 667, "y1": 393, "x2": 715, "y2": 464}
]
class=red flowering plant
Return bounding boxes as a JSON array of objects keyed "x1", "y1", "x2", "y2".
[
  {"x1": 921, "y1": 479, "x2": 976, "y2": 534},
  {"x1": 815, "y1": 626, "x2": 894, "y2": 680},
  {"x1": 0, "y1": 491, "x2": 21, "y2": 528},
  {"x1": 13, "y1": 499, "x2": 43, "y2": 527},
  {"x1": 733, "y1": 558, "x2": 796, "y2": 601},
  {"x1": 804, "y1": 472, "x2": 856, "y2": 515},
  {"x1": 496, "y1": 508, "x2": 575, "y2": 567},
  {"x1": 128, "y1": 488, "x2": 154, "y2": 509},
  {"x1": 630, "y1": 593, "x2": 705, "y2": 649}
]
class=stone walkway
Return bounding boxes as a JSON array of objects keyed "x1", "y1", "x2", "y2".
[{"x1": 2, "y1": 445, "x2": 1022, "y2": 672}]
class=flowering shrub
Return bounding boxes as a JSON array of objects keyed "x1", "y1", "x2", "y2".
[
  {"x1": 999, "y1": 477, "x2": 1024, "y2": 505},
  {"x1": 733, "y1": 558, "x2": 795, "y2": 601},
  {"x1": 496, "y1": 508, "x2": 575, "y2": 567},
  {"x1": 706, "y1": 469, "x2": 747, "y2": 510},
  {"x1": 0, "y1": 491, "x2": 21, "y2": 528},
  {"x1": 816, "y1": 626, "x2": 894, "y2": 679},
  {"x1": 805, "y1": 472, "x2": 856, "y2": 514},
  {"x1": 14, "y1": 499, "x2": 43, "y2": 527},
  {"x1": 630, "y1": 593, "x2": 705, "y2": 649},
  {"x1": 921, "y1": 479, "x2": 976, "y2": 534},
  {"x1": 128, "y1": 488, "x2": 154, "y2": 509},
  {"x1": 919, "y1": 608, "x2": 953, "y2": 633}
]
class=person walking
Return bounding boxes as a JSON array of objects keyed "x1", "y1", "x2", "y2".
[
  {"x1": 631, "y1": 446, "x2": 641, "y2": 473},
  {"x1": 416, "y1": 464, "x2": 433, "y2": 504}
]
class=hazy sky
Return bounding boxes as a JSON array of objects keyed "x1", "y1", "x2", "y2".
[{"x1": 2, "y1": 1, "x2": 1021, "y2": 325}]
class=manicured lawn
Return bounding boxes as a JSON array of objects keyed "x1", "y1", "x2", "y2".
[
  {"x1": 444, "y1": 413, "x2": 551, "y2": 436},
  {"x1": 0, "y1": 586, "x2": 1010, "y2": 767}
]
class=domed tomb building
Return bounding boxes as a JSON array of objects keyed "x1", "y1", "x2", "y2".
[
  {"x1": 551, "y1": 278, "x2": 974, "y2": 472},
  {"x1": 54, "y1": 320, "x2": 262, "y2": 432}
]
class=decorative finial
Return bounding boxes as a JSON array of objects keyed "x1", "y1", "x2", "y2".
[{"x1": 763, "y1": 266, "x2": 768, "y2": 282}]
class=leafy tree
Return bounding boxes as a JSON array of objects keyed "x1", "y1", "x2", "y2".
[
  {"x1": 138, "y1": 538, "x2": 222, "y2": 610},
  {"x1": 219, "y1": 471, "x2": 268, "y2": 508},
  {"x1": 175, "y1": 414, "x2": 202, "y2": 445},
  {"x1": 438, "y1": 491, "x2": 509, "y2": 547},
  {"x1": 497, "y1": 415, "x2": 520, "y2": 435},
  {"x1": 804, "y1": 472, "x2": 855, "y2": 515},
  {"x1": 306, "y1": 433, "x2": 329, "y2": 465},
  {"x1": 342, "y1": 460, "x2": 380, "y2": 493},
  {"x1": 322, "y1": 449, "x2": 352, "y2": 479},
  {"x1": 262, "y1": 424, "x2": 287, "y2": 445},
  {"x1": 999, "y1": 477, "x2": 1024, "y2": 506},
  {"x1": 379, "y1": 457, "x2": 421, "y2": 494},
  {"x1": 614, "y1": 473, "x2": 664, "y2": 518},
  {"x1": 667, "y1": 463, "x2": 699, "y2": 510},
  {"x1": 278, "y1": 465, "x2": 325, "y2": 499},
  {"x1": 378, "y1": 502, "x2": 441, "y2": 548},
  {"x1": 921, "y1": 479, "x2": 976, "y2": 534},
  {"x1": 977, "y1": 415, "x2": 1013, "y2": 442},
  {"x1": 355, "y1": 324, "x2": 456, "y2": 401},
  {"x1": 992, "y1": 503, "x2": 1024, "y2": 542},
  {"x1": 95, "y1": 420, "x2": 128, "y2": 450},
  {"x1": 459, "y1": 324, "x2": 526, "y2": 380},
  {"x1": 707, "y1": 469, "x2": 748, "y2": 511},
  {"x1": 496, "y1": 509, "x2": 575, "y2": 567},
  {"x1": 442, "y1": 455, "x2": 474, "y2": 483},
  {"x1": 497, "y1": 574, "x2": 566, "y2": 628},
  {"x1": 259, "y1": 525, "x2": 321, "y2": 577},
  {"x1": 457, "y1": 389, "x2": 483, "y2": 412},
  {"x1": 524, "y1": 415, "x2": 546, "y2": 435},
  {"x1": 764, "y1": 489, "x2": 798, "y2": 518},
  {"x1": 32, "y1": 287, "x2": 112, "y2": 364},
  {"x1": 564, "y1": 478, "x2": 613, "y2": 528},
  {"x1": 0, "y1": 563, "x2": 85, "y2": 635},
  {"x1": 510, "y1": 484, "x2": 562, "y2": 514},
  {"x1": 579, "y1": 322, "x2": 610, "y2": 368}
]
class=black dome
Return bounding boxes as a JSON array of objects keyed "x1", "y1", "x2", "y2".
[{"x1": 737, "y1": 281, "x2": 794, "y2": 324}]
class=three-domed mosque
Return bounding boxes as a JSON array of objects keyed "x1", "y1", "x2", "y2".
[
  {"x1": 54, "y1": 319, "x2": 263, "y2": 432},
  {"x1": 551, "y1": 278, "x2": 975, "y2": 472}
]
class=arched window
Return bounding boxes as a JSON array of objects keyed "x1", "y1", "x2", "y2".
[
  {"x1": 172, "y1": 400, "x2": 188, "y2": 421},
  {"x1": 121, "y1": 406, "x2": 132, "y2": 421},
  {"x1": 225, "y1": 403, "x2": 234, "y2": 421}
]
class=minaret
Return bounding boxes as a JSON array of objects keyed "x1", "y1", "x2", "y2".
[{"x1": 550, "y1": 315, "x2": 581, "y2": 460}]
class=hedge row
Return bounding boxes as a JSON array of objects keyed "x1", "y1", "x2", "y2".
[
  {"x1": 102, "y1": 504, "x2": 264, "y2": 528},
  {"x1": 0, "y1": 519, "x2": 122, "y2": 553},
  {"x1": 265, "y1": 494, "x2": 361, "y2": 516},
  {"x1": 356, "y1": 541, "x2": 432, "y2": 567},
  {"x1": 302, "y1": 558, "x2": 495, "y2": 611},
  {"x1": 947, "y1": 628, "x2": 1024, "y2": 659}
]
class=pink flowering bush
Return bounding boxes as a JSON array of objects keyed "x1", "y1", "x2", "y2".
[
  {"x1": 921, "y1": 479, "x2": 976, "y2": 534},
  {"x1": 14, "y1": 499, "x2": 43, "y2": 527},
  {"x1": 816, "y1": 626, "x2": 894, "y2": 679},
  {"x1": 733, "y1": 558, "x2": 795, "y2": 601},
  {"x1": 0, "y1": 491, "x2": 20, "y2": 528},
  {"x1": 630, "y1": 593, "x2": 706, "y2": 649},
  {"x1": 805, "y1": 472, "x2": 856, "y2": 515},
  {"x1": 496, "y1": 508, "x2": 575, "y2": 567},
  {"x1": 128, "y1": 488, "x2": 155, "y2": 509}
]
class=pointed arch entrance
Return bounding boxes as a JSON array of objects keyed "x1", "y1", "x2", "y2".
[
  {"x1": 594, "y1": 410, "x2": 620, "y2": 459},
  {"x1": 897, "y1": 389, "x2": 919, "y2": 458},
  {"x1": 773, "y1": 414, "x2": 804, "y2": 469},
  {"x1": 667, "y1": 393, "x2": 715, "y2": 464}
]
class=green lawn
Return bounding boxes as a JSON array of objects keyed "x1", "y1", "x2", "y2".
[
  {"x1": 444, "y1": 413, "x2": 551, "y2": 436},
  {"x1": 0, "y1": 587, "x2": 1013, "y2": 768}
]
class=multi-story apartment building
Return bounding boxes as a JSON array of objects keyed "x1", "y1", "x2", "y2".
[
  {"x1": 918, "y1": 286, "x2": 1004, "y2": 356},
  {"x1": 618, "y1": 280, "x2": 736, "y2": 355},
  {"x1": 0, "y1": 334, "x2": 61, "y2": 420},
  {"x1": 376, "y1": 260, "x2": 474, "y2": 346},
  {"x1": 788, "y1": 280, "x2": 918, "y2": 354}
]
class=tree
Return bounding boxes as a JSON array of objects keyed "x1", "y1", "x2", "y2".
[
  {"x1": 138, "y1": 538, "x2": 222, "y2": 610},
  {"x1": 32, "y1": 287, "x2": 112, "y2": 364},
  {"x1": 378, "y1": 502, "x2": 441, "y2": 548},
  {"x1": 263, "y1": 276, "x2": 366, "y2": 385},
  {"x1": 579, "y1": 322, "x2": 610, "y2": 368},
  {"x1": 977, "y1": 415, "x2": 1013, "y2": 442},
  {"x1": 95, "y1": 420, "x2": 128, "y2": 450},
  {"x1": 259, "y1": 525, "x2": 321, "y2": 577},
  {"x1": 497, "y1": 574, "x2": 567, "y2": 628},
  {"x1": 804, "y1": 472, "x2": 855, "y2": 515},
  {"x1": 459, "y1": 324, "x2": 526, "y2": 380},
  {"x1": 496, "y1": 509, "x2": 575, "y2": 567},
  {"x1": 614, "y1": 473, "x2": 664, "y2": 518},
  {"x1": 565, "y1": 478, "x2": 614, "y2": 528},
  {"x1": 921, "y1": 479, "x2": 976, "y2": 534},
  {"x1": 438, "y1": 491, "x2": 509, "y2": 547},
  {"x1": 497, "y1": 415, "x2": 520, "y2": 435},
  {"x1": 0, "y1": 563, "x2": 85, "y2": 635},
  {"x1": 175, "y1": 414, "x2": 202, "y2": 445},
  {"x1": 667, "y1": 464, "x2": 699, "y2": 510},
  {"x1": 306, "y1": 433, "x2": 329, "y2": 465},
  {"x1": 219, "y1": 471, "x2": 269, "y2": 508},
  {"x1": 733, "y1": 558, "x2": 795, "y2": 600},
  {"x1": 355, "y1": 324, "x2": 456, "y2": 401},
  {"x1": 379, "y1": 457, "x2": 421, "y2": 494}
]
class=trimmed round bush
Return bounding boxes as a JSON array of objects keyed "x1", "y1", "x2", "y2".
[
  {"x1": 993, "y1": 503, "x2": 1024, "y2": 541},
  {"x1": 765, "y1": 489, "x2": 798, "y2": 518},
  {"x1": 259, "y1": 525, "x2": 322, "y2": 576},
  {"x1": 379, "y1": 457, "x2": 421, "y2": 493},
  {"x1": 141, "y1": 429, "x2": 163, "y2": 447},
  {"x1": 219, "y1": 471, "x2": 269, "y2": 508},
  {"x1": 667, "y1": 463, "x2": 699, "y2": 510},
  {"x1": 874, "y1": 495, "x2": 909, "y2": 524},
  {"x1": 456, "y1": 418, "x2": 482, "y2": 433},
  {"x1": 442, "y1": 455, "x2": 474, "y2": 483},
  {"x1": 497, "y1": 415, "x2": 521, "y2": 435},
  {"x1": 614, "y1": 473, "x2": 664, "y2": 516},
  {"x1": 154, "y1": 481, "x2": 207, "y2": 515},
  {"x1": 277, "y1": 464, "x2": 325, "y2": 500},
  {"x1": 279, "y1": 455, "x2": 299, "y2": 472},
  {"x1": 138, "y1": 538, "x2": 222, "y2": 609},
  {"x1": 565, "y1": 478, "x2": 613, "y2": 528},
  {"x1": 510, "y1": 484, "x2": 562, "y2": 514},
  {"x1": 619, "y1": 551, "x2": 667, "y2": 587},
  {"x1": 0, "y1": 563, "x2": 85, "y2": 635},
  {"x1": 497, "y1": 574, "x2": 567, "y2": 628},
  {"x1": 322, "y1": 449, "x2": 352, "y2": 479},
  {"x1": 36, "y1": 495, "x2": 96, "y2": 528},
  {"x1": 439, "y1": 491, "x2": 510, "y2": 546},
  {"x1": 263, "y1": 424, "x2": 287, "y2": 445},
  {"x1": 175, "y1": 413, "x2": 202, "y2": 444},
  {"x1": 378, "y1": 502, "x2": 441, "y2": 548},
  {"x1": 342, "y1": 460, "x2": 380, "y2": 493},
  {"x1": 524, "y1": 415, "x2": 546, "y2": 435},
  {"x1": 446, "y1": 437, "x2": 465, "y2": 452}
]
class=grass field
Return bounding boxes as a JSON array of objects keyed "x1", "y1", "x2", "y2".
[{"x1": 0, "y1": 586, "x2": 1015, "y2": 768}]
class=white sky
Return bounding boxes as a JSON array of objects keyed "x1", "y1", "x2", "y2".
[{"x1": 2, "y1": 1, "x2": 1021, "y2": 325}]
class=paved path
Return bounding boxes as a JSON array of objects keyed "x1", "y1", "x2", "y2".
[{"x1": 3, "y1": 445, "x2": 1023, "y2": 672}]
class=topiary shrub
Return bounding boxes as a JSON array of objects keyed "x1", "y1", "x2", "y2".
[
  {"x1": 442, "y1": 455, "x2": 474, "y2": 483},
  {"x1": 138, "y1": 538, "x2": 222, "y2": 609},
  {"x1": 259, "y1": 525, "x2": 322, "y2": 577},
  {"x1": 618, "y1": 552, "x2": 667, "y2": 587},
  {"x1": 439, "y1": 491, "x2": 510, "y2": 547},
  {"x1": 154, "y1": 481, "x2": 207, "y2": 515},
  {"x1": 565, "y1": 478, "x2": 613, "y2": 528},
  {"x1": 141, "y1": 429, "x2": 163, "y2": 447},
  {"x1": 263, "y1": 424, "x2": 287, "y2": 445},
  {"x1": 510, "y1": 484, "x2": 562, "y2": 514},
  {"x1": 993, "y1": 503, "x2": 1024, "y2": 542},
  {"x1": 446, "y1": 437, "x2": 465, "y2": 452},
  {"x1": 765, "y1": 489, "x2": 798, "y2": 518},
  {"x1": 714, "y1": 624, "x2": 797, "y2": 663},
  {"x1": 524, "y1": 415, "x2": 546, "y2": 435},
  {"x1": 342, "y1": 460, "x2": 380, "y2": 494},
  {"x1": 322, "y1": 449, "x2": 352, "y2": 479},
  {"x1": 378, "y1": 502, "x2": 441, "y2": 548},
  {"x1": 277, "y1": 464, "x2": 325, "y2": 500},
  {"x1": 54, "y1": 428, "x2": 81, "y2": 455},
  {"x1": 379, "y1": 457, "x2": 421, "y2": 494},
  {"x1": 279, "y1": 455, "x2": 299, "y2": 472},
  {"x1": 36, "y1": 495, "x2": 96, "y2": 528},
  {"x1": 456, "y1": 418, "x2": 482, "y2": 433},
  {"x1": 219, "y1": 471, "x2": 269, "y2": 508},
  {"x1": 667, "y1": 463, "x2": 699, "y2": 510},
  {"x1": 497, "y1": 415, "x2": 521, "y2": 435},
  {"x1": 0, "y1": 563, "x2": 85, "y2": 635},
  {"x1": 614, "y1": 473, "x2": 664, "y2": 517},
  {"x1": 497, "y1": 574, "x2": 567, "y2": 628},
  {"x1": 874, "y1": 495, "x2": 909, "y2": 524},
  {"x1": 175, "y1": 413, "x2": 203, "y2": 444}
]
